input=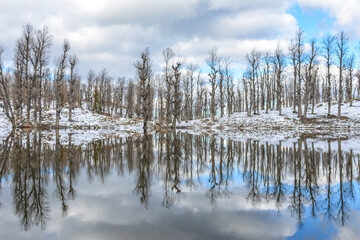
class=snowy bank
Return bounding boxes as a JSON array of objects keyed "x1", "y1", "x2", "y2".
[{"x1": 177, "y1": 100, "x2": 360, "y2": 133}]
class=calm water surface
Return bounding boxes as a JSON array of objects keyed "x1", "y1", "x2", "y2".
[{"x1": 0, "y1": 132, "x2": 359, "y2": 240}]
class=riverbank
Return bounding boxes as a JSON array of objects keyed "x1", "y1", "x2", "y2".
[
  {"x1": 1, "y1": 100, "x2": 360, "y2": 145},
  {"x1": 177, "y1": 100, "x2": 360, "y2": 132}
]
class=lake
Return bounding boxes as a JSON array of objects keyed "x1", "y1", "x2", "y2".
[{"x1": 0, "y1": 131, "x2": 359, "y2": 239}]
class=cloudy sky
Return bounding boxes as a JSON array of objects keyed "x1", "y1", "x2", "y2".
[{"x1": 1, "y1": 0, "x2": 360, "y2": 79}]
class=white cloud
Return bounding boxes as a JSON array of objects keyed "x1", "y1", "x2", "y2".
[
  {"x1": 214, "y1": 10, "x2": 296, "y2": 39},
  {"x1": 208, "y1": 0, "x2": 289, "y2": 11},
  {"x1": 297, "y1": 0, "x2": 360, "y2": 38},
  {"x1": 0, "y1": 0, "x2": 336, "y2": 80}
]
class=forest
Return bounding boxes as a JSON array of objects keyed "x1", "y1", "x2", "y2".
[{"x1": 0, "y1": 23, "x2": 359, "y2": 131}]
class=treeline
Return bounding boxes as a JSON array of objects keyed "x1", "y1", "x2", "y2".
[{"x1": 1, "y1": 25, "x2": 360, "y2": 130}]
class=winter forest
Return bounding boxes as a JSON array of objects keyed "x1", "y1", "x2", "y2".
[
  {"x1": 2, "y1": 0, "x2": 360, "y2": 238},
  {"x1": 1, "y1": 23, "x2": 359, "y2": 132}
]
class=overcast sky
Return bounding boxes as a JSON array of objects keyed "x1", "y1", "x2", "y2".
[{"x1": 1, "y1": 0, "x2": 360, "y2": 80}]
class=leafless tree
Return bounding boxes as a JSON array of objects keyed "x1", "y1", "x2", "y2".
[
  {"x1": 19, "y1": 24, "x2": 34, "y2": 125},
  {"x1": 135, "y1": 48, "x2": 153, "y2": 132},
  {"x1": 289, "y1": 40, "x2": 297, "y2": 113},
  {"x1": 114, "y1": 77, "x2": 125, "y2": 116},
  {"x1": 335, "y1": 31, "x2": 349, "y2": 118},
  {"x1": 303, "y1": 39, "x2": 318, "y2": 118},
  {"x1": 171, "y1": 57, "x2": 183, "y2": 127},
  {"x1": 55, "y1": 39, "x2": 70, "y2": 128},
  {"x1": 243, "y1": 75, "x2": 250, "y2": 116},
  {"x1": 86, "y1": 70, "x2": 95, "y2": 110},
  {"x1": 356, "y1": 71, "x2": 360, "y2": 98},
  {"x1": 263, "y1": 52, "x2": 271, "y2": 114},
  {"x1": 162, "y1": 47, "x2": 175, "y2": 126},
  {"x1": 295, "y1": 27, "x2": 305, "y2": 120},
  {"x1": 273, "y1": 42, "x2": 286, "y2": 115},
  {"x1": 68, "y1": 54, "x2": 78, "y2": 121},
  {"x1": 206, "y1": 48, "x2": 220, "y2": 120},
  {"x1": 346, "y1": 53, "x2": 355, "y2": 107},
  {"x1": 223, "y1": 57, "x2": 234, "y2": 117},
  {"x1": 0, "y1": 44, "x2": 16, "y2": 128},
  {"x1": 32, "y1": 26, "x2": 52, "y2": 125},
  {"x1": 245, "y1": 49, "x2": 261, "y2": 115},
  {"x1": 218, "y1": 60, "x2": 225, "y2": 117},
  {"x1": 196, "y1": 71, "x2": 205, "y2": 119},
  {"x1": 322, "y1": 34, "x2": 335, "y2": 116},
  {"x1": 126, "y1": 80, "x2": 135, "y2": 118},
  {"x1": 185, "y1": 63, "x2": 198, "y2": 120}
]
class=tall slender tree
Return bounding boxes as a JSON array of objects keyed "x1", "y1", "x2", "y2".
[
  {"x1": 135, "y1": 48, "x2": 153, "y2": 132},
  {"x1": 55, "y1": 39, "x2": 70, "y2": 128},
  {"x1": 335, "y1": 31, "x2": 349, "y2": 118},
  {"x1": 322, "y1": 34, "x2": 335, "y2": 116}
]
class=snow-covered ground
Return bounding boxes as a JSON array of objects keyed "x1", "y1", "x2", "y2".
[
  {"x1": 42, "y1": 107, "x2": 144, "y2": 130},
  {"x1": 0, "y1": 107, "x2": 145, "y2": 145},
  {"x1": 0, "y1": 100, "x2": 360, "y2": 145},
  {"x1": 178, "y1": 100, "x2": 360, "y2": 132}
]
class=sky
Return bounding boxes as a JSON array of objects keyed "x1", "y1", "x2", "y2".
[{"x1": 1, "y1": 0, "x2": 360, "y2": 80}]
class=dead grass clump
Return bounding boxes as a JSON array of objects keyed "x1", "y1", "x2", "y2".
[
  {"x1": 36, "y1": 124, "x2": 51, "y2": 130},
  {"x1": 19, "y1": 123, "x2": 33, "y2": 129},
  {"x1": 206, "y1": 121, "x2": 215, "y2": 126},
  {"x1": 326, "y1": 114, "x2": 338, "y2": 119}
]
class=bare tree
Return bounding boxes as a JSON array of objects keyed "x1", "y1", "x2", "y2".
[
  {"x1": 263, "y1": 52, "x2": 271, "y2": 114},
  {"x1": 346, "y1": 53, "x2": 355, "y2": 107},
  {"x1": 288, "y1": 40, "x2": 297, "y2": 113},
  {"x1": 171, "y1": 57, "x2": 183, "y2": 127},
  {"x1": 126, "y1": 80, "x2": 135, "y2": 118},
  {"x1": 162, "y1": 47, "x2": 175, "y2": 127},
  {"x1": 183, "y1": 66, "x2": 191, "y2": 122},
  {"x1": 135, "y1": 48, "x2": 153, "y2": 132},
  {"x1": 295, "y1": 28, "x2": 305, "y2": 120},
  {"x1": 31, "y1": 26, "x2": 52, "y2": 125},
  {"x1": 186, "y1": 63, "x2": 198, "y2": 120},
  {"x1": 68, "y1": 54, "x2": 78, "y2": 121},
  {"x1": 13, "y1": 40, "x2": 24, "y2": 119},
  {"x1": 322, "y1": 34, "x2": 335, "y2": 116},
  {"x1": 20, "y1": 24, "x2": 34, "y2": 125},
  {"x1": 206, "y1": 48, "x2": 220, "y2": 120},
  {"x1": 218, "y1": 60, "x2": 225, "y2": 117},
  {"x1": 86, "y1": 70, "x2": 95, "y2": 110},
  {"x1": 97, "y1": 68, "x2": 111, "y2": 114},
  {"x1": 245, "y1": 49, "x2": 261, "y2": 115},
  {"x1": 273, "y1": 42, "x2": 286, "y2": 115},
  {"x1": 243, "y1": 75, "x2": 250, "y2": 116},
  {"x1": 223, "y1": 57, "x2": 234, "y2": 117},
  {"x1": 196, "y1": 71, "x2": 205, "y2": 119},
  {"x1": 154, "y1": 74, "x2": 164, "y2": 123},
  {"x1": 114, "y1": 77, "x2": 125, "y2": 116},
  {"x1": 335, "y1": 31, "x2": 349, "y2": 118},
  {"x1": 0, "y1": 44, "x2": 16, "y2": 128},
  {"x1": 304, "y1": 39, "x2": 318, "y2": 118},
  {"x1": 356, "y1": 71, "x2": 360, "y2": 98},
  {"x1": 55, "y1": 39, "x2": 70, "y2": 128}
]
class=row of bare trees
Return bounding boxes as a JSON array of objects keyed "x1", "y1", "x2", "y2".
[{"x1": 1, "y1": 25, "x2": 360, "y2": 130}]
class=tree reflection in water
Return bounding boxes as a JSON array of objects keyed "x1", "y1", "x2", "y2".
[{"x1": 0, "y1": 131, "x2": 359, "y2": 231}]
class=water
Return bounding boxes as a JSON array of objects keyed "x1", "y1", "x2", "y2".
[{"x1": 0, "y1": 132, "x2": 359, "y2": 239}]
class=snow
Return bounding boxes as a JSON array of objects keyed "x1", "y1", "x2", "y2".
[
  {"x1": 178, "y1": 100, "x2": 360, "y2": 133},
  {"x1": 0, "y1": 107, "x2": 145, "y2": 145},
  {"x1": 0, "y1": 100, "x2": 360, "y2": 146},
  {"x1": 0, "y1": 108, "x2": 11, "y2": 140}
]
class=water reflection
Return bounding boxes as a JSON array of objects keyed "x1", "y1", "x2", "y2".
[{"x1": 0, "y1": 131, "x2": 359, "y2": 237}]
